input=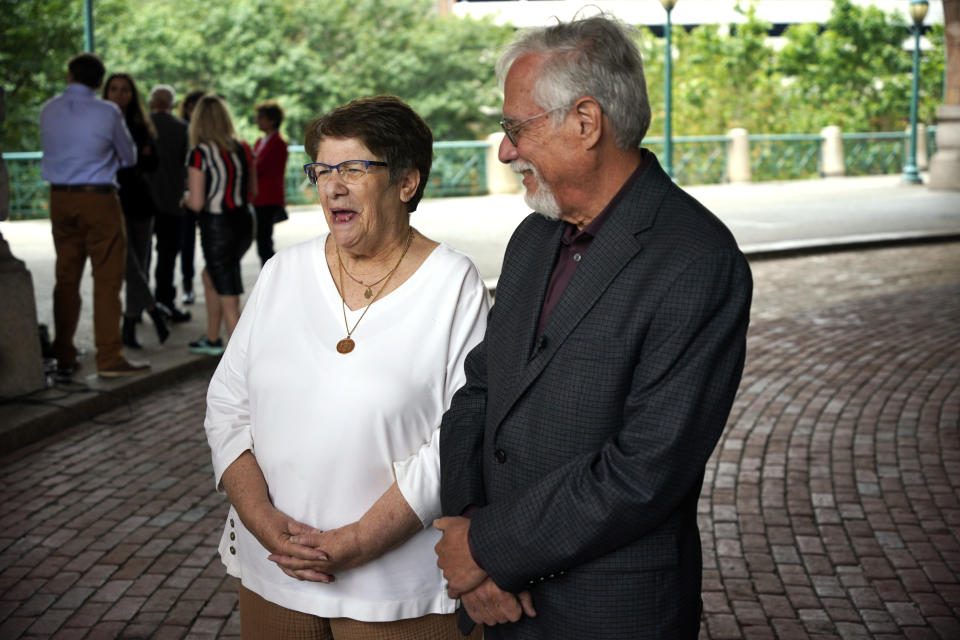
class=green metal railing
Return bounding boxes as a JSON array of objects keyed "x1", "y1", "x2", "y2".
[
  {"x1": 750, "y1": 133, "x2": 823, "y2": 181},
  {"x1": 3, "y1": 152, "x2": 46, "y2": 220},
  {"x1": 0, "y1": 128, "x2": 940, "y2": 220},
  {"x1": 645, "y1": 135, "x2": 728, "y2": 185},
  {"x1": 842, "y1": 131, "x2": 908, "y2": 176}
]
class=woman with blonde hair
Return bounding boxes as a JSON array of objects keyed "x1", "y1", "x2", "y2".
[{"x1": 183, "y1": 95, "x2": 255, "y2": 355}]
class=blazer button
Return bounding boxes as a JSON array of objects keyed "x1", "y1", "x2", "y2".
[
  {"x1": 230, "y1": 518, "x2": 235, "y2": 527},
  {"x1": 494, "y1": 449, "x2": 506, "y2": 463},
  {"x1": 229, "y1": 546, "x2": 236, "y2": 555},
  {"x1": 230, "y1": 532, "x2": 236, "y2": 541}
]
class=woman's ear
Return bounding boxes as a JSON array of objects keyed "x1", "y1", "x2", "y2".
[{"x1": 398, "y1": 168, "x2": 421, "y2": 203}]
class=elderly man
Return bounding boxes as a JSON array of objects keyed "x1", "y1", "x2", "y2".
[
  {"x1": 40, "y1": 53, "x2": 149, "y2": 378},
  {"x1": 147, "y1": 84, "x2": 191, "y2": 323},
  {"x1": 434, "y1": 15, "x2": 753, "y2": 638}
]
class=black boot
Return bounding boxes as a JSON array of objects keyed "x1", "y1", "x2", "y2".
[
  {"x1": 122, "y1": 316, "x2": 142, "y2": 349},
  {"x1": 147, "y1": 306, "x2": 170, "y2": 344}
]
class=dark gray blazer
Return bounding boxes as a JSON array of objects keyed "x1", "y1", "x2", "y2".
[
  {"x1": 147, "y1": 110, "x2": 188, "y2": 215},
  {"x1": 440, "y1": 154, "x2": 752, "y2": 639}
]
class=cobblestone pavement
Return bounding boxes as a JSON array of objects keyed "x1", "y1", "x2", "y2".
[{"x1": 1, "y1": 242, "x2": 958, "y2": 639}]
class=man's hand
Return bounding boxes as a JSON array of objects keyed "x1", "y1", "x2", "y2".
[
  {"x1": 461, "y1": 578, "x2": 537, "y2": 626},
  {"x1": 433, "y1": 516, "x2": 487, "y2": 597}
]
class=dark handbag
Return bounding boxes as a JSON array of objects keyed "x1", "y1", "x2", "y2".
[{"x1": 272, "y1": 207, "x2": 289, "y2": 224}]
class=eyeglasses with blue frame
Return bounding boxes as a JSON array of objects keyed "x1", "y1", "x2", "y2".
[{"x1": 303, "y1": 160, "x2": 388, "y2": 185}]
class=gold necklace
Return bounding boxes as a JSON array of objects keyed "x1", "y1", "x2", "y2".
[
  {"x1": 335, "y1": 228, "x2": 414, "y2": 354},
  {"x1": 336, "y1": 246, "x2": 392, "y2": 299}
]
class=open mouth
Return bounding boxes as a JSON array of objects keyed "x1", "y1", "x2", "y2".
[{"x1": 331, "y1": 208, "x2": 358, "y2": 223}]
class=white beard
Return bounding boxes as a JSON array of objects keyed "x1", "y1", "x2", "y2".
[{"x1": 512, "y1": 160, "x2": 562, "y2": 220}]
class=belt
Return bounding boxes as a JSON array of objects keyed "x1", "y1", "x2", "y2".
[{"x1": 51, "y1": 184, "x2": 116, "y2": 194}]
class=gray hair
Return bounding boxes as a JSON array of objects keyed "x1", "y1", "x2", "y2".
[
  {"x1": 149, "y1": 84, "x2": 176, "y2": 109},
  {"x1": 495, "y1": 15, "x2": 651, "y2": 149}
]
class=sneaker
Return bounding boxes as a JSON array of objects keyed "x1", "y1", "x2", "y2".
[
  {"x1": 98, "y1": 359, "x2": 151, "y2": 378},
  {"x1": 189, "y1": 335, "x2": 225, "y2": 356},
  {"x1": 182, "y1": 290, "x2": 196, "y2": 305}
]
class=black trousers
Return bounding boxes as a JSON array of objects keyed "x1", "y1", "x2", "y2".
[
  {"x1": 181, "y1": 207, "x2": 197, "y2": 294},
  {"x1": 255, "y1": 205, "x2": 284, "y2": 266},
  {"x1": 154, "y1": 209, "x2": 184, "y2": 307}
]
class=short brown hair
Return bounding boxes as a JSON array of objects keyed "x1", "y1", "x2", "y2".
[
  {"x1": 305, "y1": 95, "x2": 433, "y2": 213},
  {"x1": 68, "y1": 53, "x2": 105, "y2": 89},
  {"x1": 255, "y1": 100, "x2": 285, "y2": 128}
]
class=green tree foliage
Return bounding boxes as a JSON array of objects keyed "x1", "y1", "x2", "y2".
[
  {"x1": 3, "y1": 0, "x2": 511, "y2": 151},
  {"x1": 0, "y1": 0, "x2": 948, "y2": 152},
  {"x1": 0, "y1": 0, "x2": 83, "y2": 151}
]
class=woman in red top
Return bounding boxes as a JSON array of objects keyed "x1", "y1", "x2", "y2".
[
  {"x1": 183, "y1": 95, "x2": 256, "y2": 356},
  {"x1": 253, "y1": 101, "x2": 289, "y2": 266}
]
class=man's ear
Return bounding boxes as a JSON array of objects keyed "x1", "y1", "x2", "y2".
[
  {"x1": 573, "y1": 96, "x2": 603, "y2": 150},
  {"x1": 398, "y1": 168, "x2": 421, "y2": 204}
]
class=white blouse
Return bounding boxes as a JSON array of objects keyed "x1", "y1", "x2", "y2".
[{"x1": 204, "y1": 233, "x2": 489, "y2": 621}]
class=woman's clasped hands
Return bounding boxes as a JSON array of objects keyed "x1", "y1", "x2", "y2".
[{"x1": 266, "y1": 520, "x2": 369, "y2": 583}]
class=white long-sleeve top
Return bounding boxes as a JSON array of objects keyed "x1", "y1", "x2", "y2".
[{"x1": 204, "y1": 233, "x2": 489, "y2": 620}]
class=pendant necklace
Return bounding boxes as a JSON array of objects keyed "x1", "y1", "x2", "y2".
[
  {"x1": 335, "y1": 228, "x2": 414, "y2": 354},
  {"x1": 337, "y1": 247, "x2": 393, "y2": 299}
]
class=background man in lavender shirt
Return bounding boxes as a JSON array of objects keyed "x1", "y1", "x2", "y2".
[{"x1": 40, "y1": 53, "x2": 149, "y2": 378}]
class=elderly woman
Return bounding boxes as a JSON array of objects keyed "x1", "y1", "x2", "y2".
[
  {"x1": 183, "y1": 95, "x2": 255, "y2": 356},
  {"x1": 204, "y1": 95, "x2": 488, "y2": 638}
]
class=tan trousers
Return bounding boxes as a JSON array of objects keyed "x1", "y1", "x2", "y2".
[
  {"x1": 49, "y1": 189, "x2": 127, "y2": 370},
  {"x1": 238, "y1": 582, "x2": 482, "y2": 640}
]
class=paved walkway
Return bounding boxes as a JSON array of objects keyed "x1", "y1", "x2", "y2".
[
  {"x1": 0, "y1": 176, "x2": 959, "y2": 637},
  {"x1": 1, "y1": 242, "x2": 957, "y2": 638}
]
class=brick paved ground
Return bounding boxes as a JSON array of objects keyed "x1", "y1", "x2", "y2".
[{"x1": 1, "y1": 242, "x2": 958, "y2": 638}]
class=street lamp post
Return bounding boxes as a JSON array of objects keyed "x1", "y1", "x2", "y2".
[
  {"x1": 660, "y1": 0, "x2": 677, "y2": 179},
  {"x1": 84, "y1": 0, "x2": 95, "y2": 52},
  {"x1": 903, "y1": 0, "x2": 928, "y2": 184}
]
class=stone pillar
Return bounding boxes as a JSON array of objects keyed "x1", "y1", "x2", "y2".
[
  {"x1": 0, "y1": 237, "x2": 47, "y2": 396},
  {"x1": 917, "y1": 123, "x2": 929, "y2": 170},
  {"x1": 485, "y1": 132, "x2": 522, "y2": 194},
  {"x1": 904, "y1": 123, "x2": 930, "y2": 172},
  {"x1": 725, "y1": 128, "x2": 751, "y2": 183},
  {"x1": 928, "y1": 105, "x2": 960, "y2": 191},
  {"x1": 820, "y1": 126, "x2": 845, "y2": 177},
  {"x1": 0, "y1": 85, "x2": 46, "y2": 396}
]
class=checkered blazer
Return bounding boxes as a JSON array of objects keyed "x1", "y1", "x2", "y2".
[{"x1": 440, "y1": 155, "x2": 753, "y2": 639}]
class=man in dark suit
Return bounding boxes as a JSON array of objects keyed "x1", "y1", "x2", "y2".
[
  {"x1": 434, "y1": 15, "x2": 753, "y2": 638},
  {"x1": 147, "y1": 85, "x2": 190, "y2": 322}
]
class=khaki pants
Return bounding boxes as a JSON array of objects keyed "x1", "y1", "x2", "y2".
[
  {"x1": 49, "y1": 189, "x2": 127, "y2": 370},
  {"x1": 238, "y1": 582, "x2": 482, "y2": 640}
]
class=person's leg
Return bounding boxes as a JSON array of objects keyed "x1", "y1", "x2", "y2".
[
  {"x1": 49, "y1": 190, "x2": 87, "y2": 368},
  {"x1": 83, "y1": 192, "x2": 128, "y2": 370},
  {"x1": 254, "y1": 205, "x2": 275, "y2": 266},
  {"x1": 202, "y1": 268, "x2": 222, "y2": 341},
  {"x1": 122, "y1": 213, "x2": 155, "y2": 318},
  {"x1": 237, "y1": 582, "x2": 332, "y2": 640},
  {"x1": 153, "y1": 210, "x2": 182, "y2": 307},
  {"x1": 329, "y1": 612, "x2": 478, "y2": 640},
  {"x1": 220, "y1": 294, "x2": 241, "y2": 337},
  {"x1": 181, "y1": 208, "x2": 197, "y2": 301}
]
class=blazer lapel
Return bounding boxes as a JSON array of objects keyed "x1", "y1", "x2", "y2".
[
  {"x1": 488, "y1": 219, "x2": 564, "y2": 431},
  {"x1": 491, "y1": 155, "x2": 674, "y2": 435}
]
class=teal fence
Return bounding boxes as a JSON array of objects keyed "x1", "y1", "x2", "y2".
[{"x1": 0, "y1": 129, "x2": 939, "y2": 220}]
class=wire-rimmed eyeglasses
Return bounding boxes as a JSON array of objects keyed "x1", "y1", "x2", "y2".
[
  {"x1": 303, "y1": 160, "x2": 388, "y2": 185},
  {"x1": 499, "y1": 107, "x2": 566, "y2": 147}
]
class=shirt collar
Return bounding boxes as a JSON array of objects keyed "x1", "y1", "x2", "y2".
[
  {"x1": 65, "y1": 83, "x2": 97, "y2": 98},
  {"x1": 561, "y1": 149, "x2": 652, "y2": 244}
]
